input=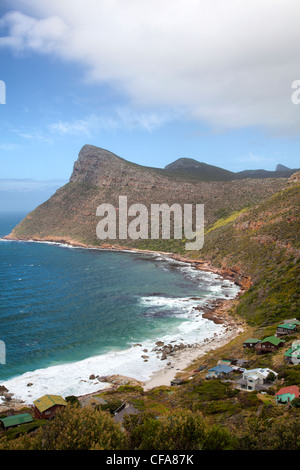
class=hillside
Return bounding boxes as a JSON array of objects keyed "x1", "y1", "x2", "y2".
[
  {"x1": 164, "y1": 158, "x2": 235, "y2": 181},
  {"x1": 5, "y1": 145, "x2": 288, "y2": 249},
  {"x1": 5, "y1": 145, "x2": 299, "y2": 329},
  {"x1": 165, "y1": 158, "x2": 299, "y2": 181},
  {"x1": 187, "y1": 174, "x2": 300, "y2": 326},
  {"x1": 1, "y1": 148, "x2": 300, "y2": 450}
]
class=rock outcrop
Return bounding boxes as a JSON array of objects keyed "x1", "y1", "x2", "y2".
[{"x1": 5, "y1": 145, "x2": 288, "y2": 248}]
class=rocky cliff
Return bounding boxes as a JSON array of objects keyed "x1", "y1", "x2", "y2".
[{"x1": 5, "y1": 145, "x2": 289, "y2": 250}]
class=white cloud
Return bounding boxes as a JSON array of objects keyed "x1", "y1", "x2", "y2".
[
  {"x1": 0, "y1": 143, "x2": 20, "y2": 151},
  {"x1": 49, "y1": 107, "x2": 182, "y2": 135},
  {"x1": 1, "y1": 1, "x2": 300, "y2": 134}
]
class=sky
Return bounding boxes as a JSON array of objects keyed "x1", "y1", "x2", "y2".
[{"x1": 0, "y1": 0, "x2": 299, "y2": 211}]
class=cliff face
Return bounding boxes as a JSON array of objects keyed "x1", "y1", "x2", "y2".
[
  {"x1": 69, "y1": 145, "x2": 163, "y2": 189},
  {"x1": 6, "y1": 145, "x2": 288, "y2": 248},
  {"x1": 5, "y1": 145, "x2": 299, "y2": 328}
]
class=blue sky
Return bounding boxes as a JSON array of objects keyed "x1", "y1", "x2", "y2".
[{"x1": 0, "y1": 1, "x2": 299, "y2": 211}]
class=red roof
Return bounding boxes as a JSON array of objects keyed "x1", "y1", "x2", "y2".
[{"x1": 275, "y1": 386, "x2": 300, "y2": 397}]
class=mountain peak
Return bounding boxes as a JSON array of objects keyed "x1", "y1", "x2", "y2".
[
  {"x1": 164, "y1": 158, "x2": 234, "y2": 181},
  {"x1": 276, "y1": 163, "x2": 291, "y2": 172},
  {"x1": 69, "y1": 145, "x2": 127, "y2": 185}
]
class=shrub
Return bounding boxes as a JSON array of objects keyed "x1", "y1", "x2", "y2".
[
  {"x1": 65, "y1": 395, "x2": 80, "y2": 405},
  {"x1": 123, "y1": 409, "x2": 236, "y2": 450},
  {"x1": 237, "y1": 414, "x2": 300, "y2": 450},
  {"x1": 0, "y1": 405, "x2": 126, "y2": 450}
]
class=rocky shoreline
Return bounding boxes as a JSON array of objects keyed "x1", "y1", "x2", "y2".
[
  {"x1": 0, "y1": 236, "x2": 247, "y2": 413},
  {"x1": 3, "y1": 234, "x2": 252, "y2": 289},
  {"x1": 0, "y1": 293, "x2": 245, "y2": 413}
]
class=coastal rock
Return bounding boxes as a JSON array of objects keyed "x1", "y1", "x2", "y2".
[
  {"x1": 3, "y1": 392, "x2": 13, "y2": 401},
  {"x1": 202, "y1": 312, "x2": 224, "y2": 324},
  {"x1": 101, "y1": 375, "x2": 144, "y2": 388},
  {"x1": 0, "y1": 386, "x2": 8, "y2": 396}
]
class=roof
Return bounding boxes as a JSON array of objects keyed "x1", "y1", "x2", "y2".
[
  {"x1": 33, "y1": 394, "x2": 67, "y2": 413},
  {"x1": 0, "y1": 413, "x2": 33, "y2": 429},
  {"x1": 208, "y1": 365, "x2": 233, "y2": 373},
  {"x1": 243, "y1": 368, "x2": 278, "y2": 379},
  {"x1": 283, "y1": 319, "x2": 300, "y2": 326},
  {"x1": 277, "y1": 323, "x2": 297, "y2": 330},
  {"x1": 275, "y1": 386, "x2": 300, "y2": 397},
  {"x1": 260, "y1": 336, "x2": 285, "y2": 346},
  {"x1": 243, "y1": 338, "x2": 260, "y2": 344},
  {"x1": 284, "y1": 344, "x2": 300, "y2": 357},
  {"x1": 171, "y1": 378, "x2": 184, "y2": 385}
]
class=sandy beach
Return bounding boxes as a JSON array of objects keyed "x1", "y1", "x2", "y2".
[
  {"x1": 143, "y1": 298, "x2": 245, "y2": 390},
  {"x1": 0, "y1": 236, "x2": 247, "y2": 409}
]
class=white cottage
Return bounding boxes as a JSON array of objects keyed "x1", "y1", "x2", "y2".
[{"x1": 237, "y1": 368, "x2": 278, "y2": 391}]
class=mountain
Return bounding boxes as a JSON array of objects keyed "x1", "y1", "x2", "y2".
[
  {"x1": 6, "y1": 144, "x2": 297, "y2": 328},
  {"x1": 276, "y1": 163, "x2": 291, "y2": 172},
  {"x1": 190, "y1": 172, "x2": 300, "y2": 326},
  {"x1": 165, "y1": 158, "x2": 299, "y2": 181},
  {"x1": 234, "y1": 168, "x2": 297, "y2": 179},
  {"x1": 164, "y1": 158, "x2": 234, "y2": 181},
  {"x1": 5, "y1": 145, "x2": 289, "y2": 249}
]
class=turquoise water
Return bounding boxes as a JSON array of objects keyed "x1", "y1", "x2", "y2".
[
  {"x1": 0, "y1": 213, "x2": 239, "y2": 401},
  {"x1": 0, "y1": 214, "x2": 216, "y2": 379}
]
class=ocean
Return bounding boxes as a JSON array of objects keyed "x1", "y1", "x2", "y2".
[{"x1": 0, "y1": 212, "x2": 239, "y2": 403}]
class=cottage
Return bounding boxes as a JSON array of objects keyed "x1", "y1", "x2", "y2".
[
  {"x1": 33, "y1": 394, "x2": 67, "y2": 419},
  {"x1": 243, "y1": 338, "x2": 261, "y2": 348},
  {"x1": 236, "y1": 368, "x2": 277, "y2": 391},
  {"x1": 0, "y1": 413, "x2": 33, "y2": 431},
  {"x1": 171, "y1": 378, "x2": 184, "y2": 386},
  {"x1": 205, "y1": 364, "x2": 233, "y2": 379},
  {"x1": 283, "y1": 319, "x2": 300, "y2": 327},
  {"x1": 233, "y1": 358, "x2": 250, "y2": 368},
  {"x1": 276, "y1": 323, "x2": 297, "y2": 336},
  {"x1": 275, "y1": 386, "x2": 300, "y2": 404},
  {"x1": 284, "y1": 343, "x2": 300, "y2": 364},
  {"x1": 81, "y1": 396, "x2": 108, "y2": 408},
  {"x1": 193, "y1": 365, "x2": 207, "y2": 373},
  {"x1": 254, "y1": 336, "x2": 285, "y2": 354},
  {"x1": 217, "y1": 359, "x2": 233, "y2": 366}
]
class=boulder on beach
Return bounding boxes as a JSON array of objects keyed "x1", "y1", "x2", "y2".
[{"x1": 100, "y1": 375, "x2": 144, "y2": 388}]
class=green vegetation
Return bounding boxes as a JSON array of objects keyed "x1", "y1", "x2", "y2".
[
  {"x1": 189, "y1": 182, "x2": 300, "y2": 327},
  {"x1": 3, "y1": 148, "x2": 299, "y2": 451},
  {"x1": 0, "y1": 419, "x2": 47, "y2": 442},
  {"x1": 206, "y1": 208, "x2": 248, "y2": 234},
  {"x1": 0, "y1": 406, "x2": 126, "y2": 450},
  {"x1": 1, "y1": 403, "x2": 300, "y2": 450}
]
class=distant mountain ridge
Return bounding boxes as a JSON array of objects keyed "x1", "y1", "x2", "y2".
[
  {"x1": 165, "y1": 158, "x2": 299, "y2": 181},
  {"x1": 5, "y1": 144, "x2": 299, "y2": 332},
  {"x1": 5, "y1": 145, "x2": 290, "y2": 248}
]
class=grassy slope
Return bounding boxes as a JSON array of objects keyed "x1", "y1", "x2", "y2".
[
  {"x1": 10, "y1": 177, "x2": 299, "y2": 327},
  {"x1": 188, "y1": 182, "x2": 300, "y2": 326},
  {"x1": 2, "y1": 181, "x2": 300, "y2": 448}
]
